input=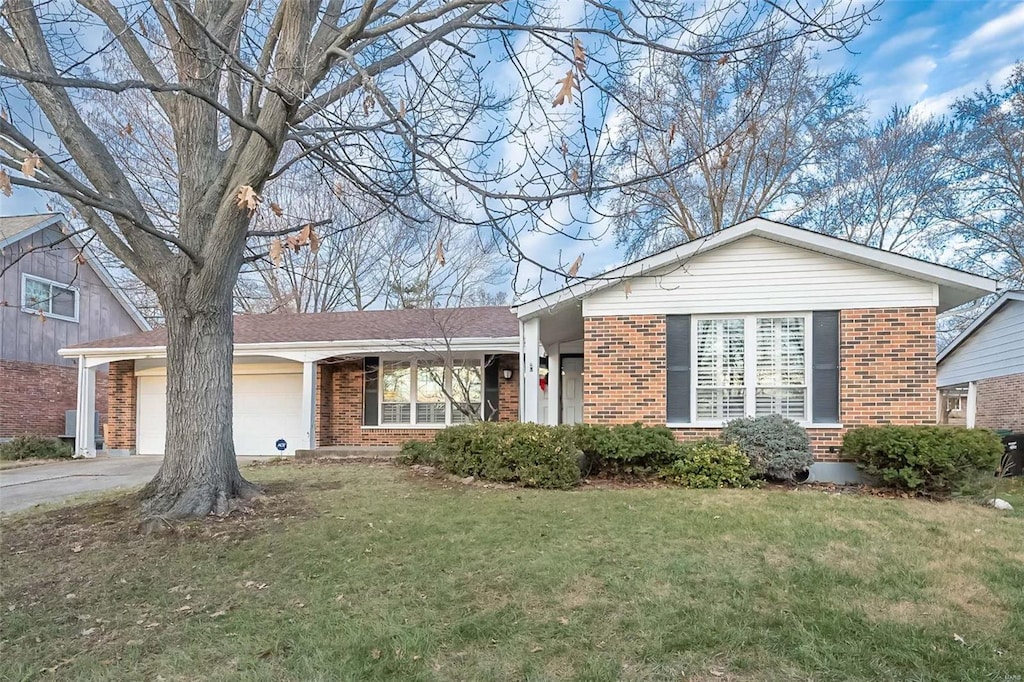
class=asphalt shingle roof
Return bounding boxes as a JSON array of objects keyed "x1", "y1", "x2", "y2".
[
  {"x1": 0, "y1": 213, "x2": 61, "y2": 244},
  {"x1": 68, "y1": 306, "x2": 518, "y2": 350}
]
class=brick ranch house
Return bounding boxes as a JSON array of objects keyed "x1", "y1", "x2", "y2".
[
  {"x1": 937, "y1": 290, "x2": 1024, "y2": 432},
  {"x1": 61, "y1": 218, "x2": 997, "y2": 481}
]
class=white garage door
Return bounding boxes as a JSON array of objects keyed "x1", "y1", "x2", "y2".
[{"x1": 136, "y1": 370, "x2": 305, "y2": 456}]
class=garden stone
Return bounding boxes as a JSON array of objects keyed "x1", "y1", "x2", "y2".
[{"x1": 988, "y1": 498, "x2": 1013, "y2": 511}]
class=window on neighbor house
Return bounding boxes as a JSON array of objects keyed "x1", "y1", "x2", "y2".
[
  {"x1": 22, "y1": 274, "x2": 78, "y2": 322},
  {"x1": 378, "y1": 359, "x2": 482, "y2": 425},
  {"x1": 694, "y1": 314, "x2": 809, "y2": 422}
]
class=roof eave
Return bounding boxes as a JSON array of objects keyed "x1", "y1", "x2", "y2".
[{"x1": 937, "y1": 291, "x2": 1024, "y2": 364}]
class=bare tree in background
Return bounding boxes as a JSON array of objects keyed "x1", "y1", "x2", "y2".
[
  {"x1": 0, "y1": 0, "x2": 874, "y2": 518},
  {"x1": 941, "y1": 63, "x2": 1024, "y2": 285},
  {"x1": 792, "y1": 106, "x2": 951, "y2": 253},
  {"x1": 606, "y1": 35, "x2": 861, "y2": 257}
]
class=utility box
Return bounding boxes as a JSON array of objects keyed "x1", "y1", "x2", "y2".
[{"x1": 1000, "y1": 433, "x2": 1023, "y2": 477}]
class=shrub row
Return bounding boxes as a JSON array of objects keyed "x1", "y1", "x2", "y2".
[
  {"x1": 842, "y1": 425, "x2": 1003, "y2": 495},
  {"x1": 0, "y1": 435, "x2": 73, "y2": 461}
]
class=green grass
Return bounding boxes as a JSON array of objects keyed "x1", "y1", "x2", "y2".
[{"x1": 2, "y1": 463, "x2": 1023, "y2": 681}]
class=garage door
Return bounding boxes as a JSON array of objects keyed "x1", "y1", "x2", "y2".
[{"x1": 136, "y1": 370, "x2": 305, "y2": 456}]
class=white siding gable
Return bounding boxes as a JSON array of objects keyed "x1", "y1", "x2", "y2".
[
  {"x1": 937, "y1": 300, "x2": 1024, "y2": 386},
  {"x1": 582, "y1": 236, "x2": 938, "y2": 317}
]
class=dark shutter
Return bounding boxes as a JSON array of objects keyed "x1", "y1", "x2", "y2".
[
  {"x1": 363, "y1": 357, "x2": 379, "y2": 426},
  {"x1": 812, "y1": 311, "x2": 840, "y2": 423},
  {"x1": 666, "y1": 315, "x2": 691, "y2": 423},
  {"x1": 484, "y1": 354, "x2": 500, "y2": 422}
]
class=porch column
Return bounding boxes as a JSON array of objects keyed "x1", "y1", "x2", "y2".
[
  {"x1": 300, "y1": 361, "x2": 317, "y2": 450},
  {"x1": 74, "y1": 356, "x2": 97, "y2": 459},
  {"x1": 522, "y1": 317, "x2": 542, "y2": 423},
  {"x1": 965, "y1": 381, "x2": 978, "y2": 428},
  {"x1": 546, "y1": 349, "x2": 560, "y2": 425}
]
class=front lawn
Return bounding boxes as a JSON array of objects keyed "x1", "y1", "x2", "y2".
[{"x1": 2, "y1": 463, "x2": 1022, "y2": 681}]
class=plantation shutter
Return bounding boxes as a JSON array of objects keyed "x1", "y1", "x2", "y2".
[
  {"x1": 363, "y1": 357, "x2": 380, "y2": 426},
  {"x1": 483, "y1": 354, "x2": 501, "y2": 421},
  {"x1": 666, "y1": 315, "x2": 691, "y2": 423},
  {"x1": 811, "y1": 312, "x2": 840, "y2": 423}
]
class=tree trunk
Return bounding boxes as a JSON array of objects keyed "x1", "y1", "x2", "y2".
[{"x1": 139, "y1": 289, "x2": 260, "y2": 519}]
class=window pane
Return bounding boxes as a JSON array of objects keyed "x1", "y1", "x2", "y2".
[
  {"x1": 451, "y1": 363, "x2": 482, "y2": 404},
  {"x1": 23, "y1": 278, "x2": 50, "y2": 312},
  {"x1": 382, "y1": 362, "x2": 411, "y2": 403},
  {"x1": 755, "y1": 388, "x2": 806, "y2": 419},
  {"x1": 450, "y1": 403, "x2": 481, "y2": 424},
  {"x1": 756, "y1": 317, "x2": 805, "y2": 386},
  {"x1": 416, "y1": 363, "x2": 445, "y2": 424},
  {"x1": 51, "y1": 286, "x2": 76, "y2": 318},
  {"x1": 696, "y1": 388, "x2": 746, "y2": 420},
  {"x1": 696, "y1": 319, "x2": 745, "y2": 387},
  {"x1": 381, "y1": 362, "x2": 411, "y2": 424}
]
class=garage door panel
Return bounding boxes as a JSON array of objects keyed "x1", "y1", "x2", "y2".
[{"x1": 136, "y1": 371, "x2": 304, "y2": 456}]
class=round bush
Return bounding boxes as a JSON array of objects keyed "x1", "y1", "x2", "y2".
[
  {"x1": 721, "y1": 414, "x2": 813, "y2": 481},
  {"x1": 658, "y1": 440, "x2": 752, "y2": 488}
]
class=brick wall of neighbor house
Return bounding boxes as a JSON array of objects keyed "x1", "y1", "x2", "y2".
[
  {"x1": 0, "y1": 360, "x2": 108, "y2": 439},
  {"x1": 317, "y1": 354, "x2": 519, "y2": 447},
  {"x1": 976, "y1": 373, "x2": 1024, "y2": 431},
  {"x1": 583, "y1": 307, "x2": 937, "y2": 461},
  {"x1": 105, "y1": 360, "x2": 136, "y2": 450}
]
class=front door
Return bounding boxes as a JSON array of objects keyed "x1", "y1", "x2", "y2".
[{"x1": 561, "y1": 357, "x2": 584, "y2": 424}]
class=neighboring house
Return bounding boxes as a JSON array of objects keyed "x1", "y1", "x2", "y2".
[
  {"x1": 0, "y1": 214, "x2": 150, "y2": 443},
  {"x1": 61, "y1": 218, "x2": 997, "y2": 481},
  {"x1": 937, "y1": 291, "x2": 1024, "y2": 432}
]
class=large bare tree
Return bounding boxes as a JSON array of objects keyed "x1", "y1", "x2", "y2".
[
  {"x1": 0, "y1": 0, "x2": 874, "y2": 518},
  {"x1": 605, "y1": 34, "x2": 861, "y2": 256}
]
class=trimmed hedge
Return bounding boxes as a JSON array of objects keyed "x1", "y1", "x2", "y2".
[
  {"x1": 573, "y1": 422, "x2": 679, "y2": 476},
  {"x1": 841, "y1": 425, "x2": 1004, "y2": 495},
  {"x1": 721, "y1": 414, "x2": 813, "y2": 481},
  {"x1": 658, "y1": 439, "x2": 753, "y2": 488},
  {"x1": 428, "y1": 422, "x2": 582, "y2": 489},
  {"x1": 0, "y1": 435, "x2": 73, "y2": 461}
]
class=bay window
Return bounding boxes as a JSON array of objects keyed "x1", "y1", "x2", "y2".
[
  {"x1": 378, "y1": 358, "x2": 483, "y2": 426},
  {"x1": 693, "y1": 314, "x2": 810, "y2": 422}
]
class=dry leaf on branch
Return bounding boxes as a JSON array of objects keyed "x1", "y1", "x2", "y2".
[
  {"x1": 573, "y1": 38, "x2": 587, "y2": 74},
  {"x1": 363, "y1": 95, "x2": 375, "y2": 116},
  {"x1": 624, "y1": 280, "x2": 633, "y2": 296},
  {"x1": 435, "y1": 240, "x2": 446, "y2": 266},
  {"x1": 570, "y1": 167, "x2": 579, "y2": 183},
  {"x1": 269, "y1": 239, "x2": 283, "y2": 267},
  {"x1": 235, "y1": 185, "x2": 261, "y2": 212},
  {"x1": 561, "y1": 139, "x2": 568, "y2": 158},
  {"x1": 668, "y1": 122, "x2": 676, "y2": 145},
  {"x1": 270, "y1": 202, "x2": 284, "y2": 217},
  {"x1": 309, "y1": 228, "x2": 320, "y2": 253},
  {"x1": 398, "y1": 99, "x2": 406, "y2": 119},
  {"x1": 0, "y1": 169, "x2": 12, "y2": 197},
  {"x1": 297, "y1": 224, "x2": 311, "y2": 248},
  {"x1": 567, "y1": 253, "x2": 584, "y2": 278},
  {"x1": 552, "y1": 70, "x2": 578, "y2": 107},
  {"x1": 74, "y1": 252, "x2": 87, "y2": 266},
  {"x1": 717, "y1": 54, "x2": 729, "y2": 65},
  {"x1": 119, "y1": 122, "x2": 134, "y2": 137},
  {"x1": 22, "y1": 153, "x2": 42, "y2": 178}
]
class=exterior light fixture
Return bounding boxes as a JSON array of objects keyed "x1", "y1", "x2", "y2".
[{"x1": 502, "y1": 368, "x2": 513, "y2": 380}]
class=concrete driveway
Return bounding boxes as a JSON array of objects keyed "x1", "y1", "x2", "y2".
[{"x1": 0, "y1": 456, "x2": 164, "y2": 514}]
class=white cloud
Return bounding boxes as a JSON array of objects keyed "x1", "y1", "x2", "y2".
[
  {"x1": 912, "y1": 61, "x2": 1017, "y2": 117},
  {"x1": 863, "y1": 55, "x2": 937, "y2": 118},
  {"x1": 950, "y1": 3, "x2": 1024, "y2": 59},
  {"x1": 876, "y1": 26, "x2": 937, "y2": 55}
]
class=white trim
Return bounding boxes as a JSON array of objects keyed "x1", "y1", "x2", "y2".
[
  {"x1": 966, "y1": 381, "x2": 978, "y2": 429},
  {"x1": 937, "y1": 290, "x2": 1024, "y2": 364},
  {"x1": 514, "y1": 218, "x2": 997, "y2": 317},
  {"x1": 59, "y1": 336, "x2": 520, "y2": 361},
  {"x1": 361, "y1": 424, "x2": 448, "y2": 430},
  {"x1": 21, "y1": 272, "x2": 80, "y2": 323}
]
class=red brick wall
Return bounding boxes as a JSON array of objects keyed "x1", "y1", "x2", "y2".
[
  {"x1": 106, "y1": 360, "x2": 136, "y2": 450},
  {"x1": 318, "y1": 354, "x2": 519, "y2": 447},
  {"x1": 976, "y1": 373, "x2": 1024, "y2": 431},
  {"x1": 582, "y1": 308, "x2": 937, "y2": 461},
  {"x1": 0, "y1": 360, "x2": 107, "y2": 438}
]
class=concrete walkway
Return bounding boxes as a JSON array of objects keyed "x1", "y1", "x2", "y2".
[{"x1": 0, "y1": 456, "x2": 268, "y2": 514}]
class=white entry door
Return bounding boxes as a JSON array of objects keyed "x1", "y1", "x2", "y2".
[
  {"x1": 136, "y1": 369, "x2": 305, "y2": 456},
  {"x1": 561, "y1": 357, "x2": 584, "y2": 424}
]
